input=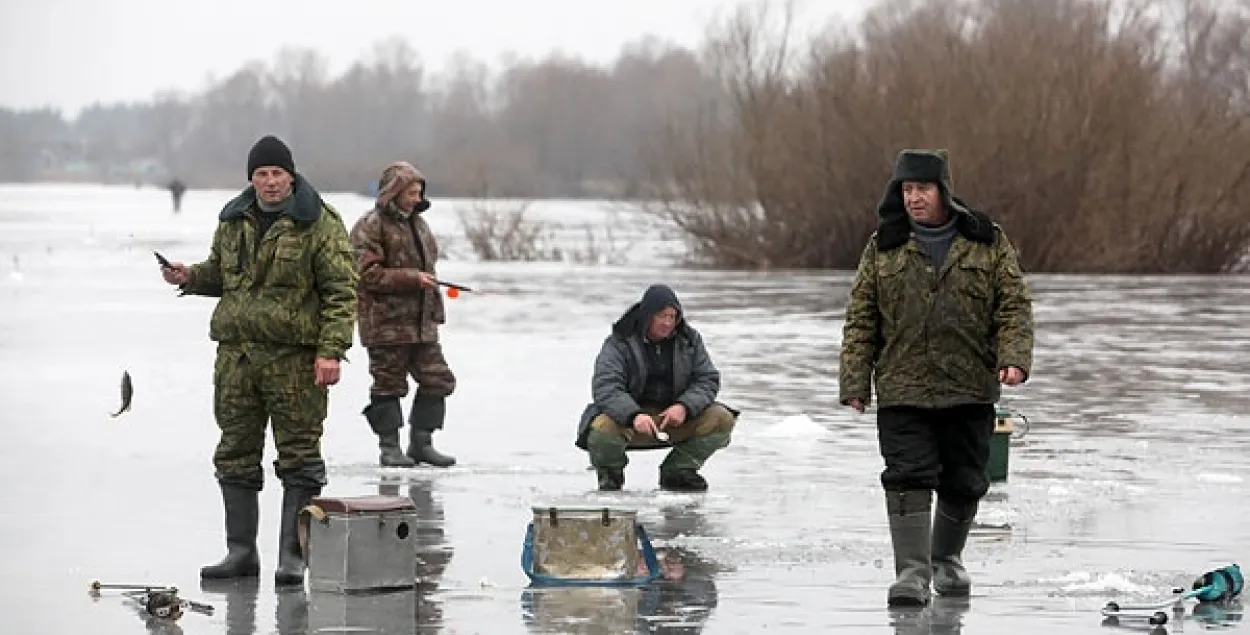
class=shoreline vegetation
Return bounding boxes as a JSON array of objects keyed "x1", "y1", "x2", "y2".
[{"x1": 2, "y1": 0, "x2": 1247, "y2": 273}]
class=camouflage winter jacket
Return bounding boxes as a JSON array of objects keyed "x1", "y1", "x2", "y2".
[
  {"x1": 838, "y1": 210, "x2": 1034, "y2": 409},
  {"x1": 349, "y1": 203, "x2": 445, "y2": 347},
  {"x1": 181, "y1": 175, "x2": 359, "y2": 361}
]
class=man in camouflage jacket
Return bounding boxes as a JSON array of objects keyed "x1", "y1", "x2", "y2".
[
  {"x1": 160, "y1": 135, "x2": 358, "y2": 587},
  {"x1": 350, "y1": 161, "x2": 457, "y2": 468},
  {"x1": 838, "y1": 149, "x2": 1034, "y2": 607}
]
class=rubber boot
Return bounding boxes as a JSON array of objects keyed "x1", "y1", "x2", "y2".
[
  {"x1": 364, "y1": 398, "x2": 416, "y2": 467},
  {"x1": 886, "y1": 489, "x2": 933, "y2": 607},
  {"x1": 586, "y1": 428, "x2": 628, "y2": 491},
  {"x1": 274, "y1": 485, "x2": 320, "y2": 586},
  {"x1": 407, "y1": 395, "x2": 455, "y2": 467},
  {"x1": 932, "y1": 498, "x2": 977, "y2": 597},
  {"x1": 658, "y1": 432, "x2": 730, "y2": 492},
  {"x1": 200, "y1": 483, "x2": 261, "y2": 579},
  {"x1": 597, "y1": 468, "x2": 625, "y2": 491}
]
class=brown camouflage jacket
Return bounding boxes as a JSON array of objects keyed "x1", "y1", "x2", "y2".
[
  {"x1": 838, "y1": 222, "x2": 1035, "y2": 409},
  {"x1": 180, "y1": 174, "x2": 359, "y2": 361},
  {"x1": 349, "y1": 203, "x2": 445, "y2": 347}
]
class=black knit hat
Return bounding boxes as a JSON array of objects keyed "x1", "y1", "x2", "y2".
[{"x1": 246, "y1": 135, "x2": 295, "y2": 179}]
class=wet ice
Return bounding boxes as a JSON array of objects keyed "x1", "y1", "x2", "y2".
[{"x1": 1, "y1": 184, "x2": 1248, "y2": 633}]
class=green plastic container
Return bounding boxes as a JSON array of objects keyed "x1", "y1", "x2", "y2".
[{"x1": 987, "y1": 406, "x2": 1014, "y2": 482}]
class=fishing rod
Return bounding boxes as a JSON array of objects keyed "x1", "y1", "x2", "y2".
[
  {"x1": 89, "y1": 580, "x2": 214, "y2": 620},
  {"x1": 436, "y1": 279, "x2": 474, "y2": 299},
  {"x1": 1101, "y1": 564, "x2": 1243, "y2": 627},
  {"x1": 159, "y1": 248, "x2": 476, "y2": 300}
]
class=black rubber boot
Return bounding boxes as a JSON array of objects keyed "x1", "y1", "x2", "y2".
[
  {"x1": 657, "y1": 432, "x2": 729, "y2": 492},
  {"x1": 407, "y1": 395, "x2": 455, "y2": 468},
  {"x1": 587, "y1": 428, "x2": 628, "y2": 491},
  {"x1": 659, "y1": 469, "x2": 709, "y2": 492},
  {"x1": 886, "y1": 490, "x2": 933, "y2": 607},
  {"x1": 364, "y1": 398, "x2": 416, "y2": 467},
  {"x1": 932, "y1": 498, "x2": 977, "y2": 597},
  {"x1": 409, "y1": 431, "x2": 456, "y2": 468},
  {"x1": 597, "y1": 468, "x2": 625, "y2": 491},
  {"x1": 200, "y1": 483, "x2": 261, "y2": 579},
  {"x1": 274, "y1": 485, "x2": 320, "y2": 586}
]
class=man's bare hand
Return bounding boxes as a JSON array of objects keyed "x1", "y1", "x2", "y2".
[
  {"x1": 998, "y1": 366, "x2": 1025, "y2": 386},
  {"x1": 416, "y1": 272, "x2": 437, "y2": 289},
  {"x1": 632, "y1": 413, "x2": 660, "y2": 437},
  {"x1": 161, "y1": 263, "x2": 190, "y2": 285},
  {"x1": 315, "y1": 358, "x2": 341, "y2": 387},
  {"x1": 847, "y1": 398, "x2": 866, "y2": 413},
  {"x1": 659, "y1": 403, "x2": 687, "y2": 429}
]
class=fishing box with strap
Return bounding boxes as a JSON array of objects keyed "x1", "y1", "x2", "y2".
[
  {"x1": 521, "y1": 505, "x2": 660, "y2": 587},
  {"x1": 299, "y1": 495, "x2": 419, "y2": 593}
]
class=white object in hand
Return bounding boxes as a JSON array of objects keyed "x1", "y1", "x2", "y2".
[{"x1": 656, "y1": 431, "x2": 670, "y2": 442}]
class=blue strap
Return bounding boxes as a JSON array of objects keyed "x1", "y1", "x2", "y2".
[{"x1": 637, "y1": 524, "x2": 662, "y2": 583}]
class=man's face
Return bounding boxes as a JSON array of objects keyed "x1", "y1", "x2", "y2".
[
  {"x1": 398, "y1": 181, "x2": 424, "y2": 212},
  {"x1": 902, "y1": 180, "x2": 947, "y2": 226},
  {"x1": 252, "y1": 167, "x2": 293, "y2": 205},
  {"x1": 647, "y1": 307, "x2": 679, "y2": 341}
]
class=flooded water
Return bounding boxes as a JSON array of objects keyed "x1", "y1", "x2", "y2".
[{"x1": 0, "y1": 184, "x2": 1247, "y2": 634}]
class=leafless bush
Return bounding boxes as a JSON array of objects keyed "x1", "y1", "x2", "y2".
[
  {"x1": 458, "y1": 200, "x2": 554, "y2": 261},
  {"x1": 558, "y1": 215, "x2": 635, "y2": 266},
  {"x1": 457, "y1": 201, "x2": 635, "y2": 264},
  {"x1": 647, "y1": 0, "x2": 1250, "y2": 273}
]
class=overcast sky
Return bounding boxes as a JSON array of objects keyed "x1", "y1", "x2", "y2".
[{"x1": 0, "y1": 0, "x2": 869, "y2": 116}]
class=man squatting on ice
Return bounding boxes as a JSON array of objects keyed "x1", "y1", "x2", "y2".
[
  {"x1": 350, "y1": 161, "x2": 457, "y2": 468},
  {"x1": 576, "y1": 284, "x2": 739, "y2": 492},
  {"x1": 839, "y1": 149, "x2": 1034, "y2": 607},
  {"x1": 160, "y1": 135, "x2": 359, "y2": 585}
]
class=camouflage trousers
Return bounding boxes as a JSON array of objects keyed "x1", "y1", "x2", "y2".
[
  {"x1": 587, "y1": 404, "x2": 735, "y2": 475},
  {"x1": 212, "y1": 343, "x2": 328, "y2": 490},
  {"x1": 367, "y1": 343, "x2": 456, "y2": 398}
]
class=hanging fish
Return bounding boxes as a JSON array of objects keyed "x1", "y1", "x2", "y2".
[{"x1": 111, "y1": 371, "x2": 133, "y2": 418}]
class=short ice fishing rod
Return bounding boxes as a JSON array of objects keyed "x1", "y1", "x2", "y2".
[{"x1": 436, "y1": 279, "x2": 473, "y2": 298}]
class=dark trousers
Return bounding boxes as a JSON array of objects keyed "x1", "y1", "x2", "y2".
[{"x1": 876, "y1": 404, "x2": 995, "y2": 505}]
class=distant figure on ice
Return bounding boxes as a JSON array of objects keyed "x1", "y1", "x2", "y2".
[
  {"x1": 839, "y1": 149, "x2": 1035, "y2": 607},
  {"x1": 157, "y1": 135, "x2": 358, "y2": 587},
  {"x1": 576, "y1": 284, "x2": 739, "y2": 492},
  {"x1": 350, "y1": 161, "x2": 457, "y2": 468},
  {"x1": 167, "y1": 178, "x2": 187, "y2": 213}
]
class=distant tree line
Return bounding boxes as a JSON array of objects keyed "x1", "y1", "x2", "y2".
[
  {"x1": 0, "y1": 35, "x2": 714, "y2": 199},
  {"x1": 2, "y1": 0, "x2": 1247, "y2": 273}
]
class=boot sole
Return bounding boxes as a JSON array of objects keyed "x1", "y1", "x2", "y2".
[
  {"x1": 887, "y1": 595, "x2": 930, "y2": 607},
  {"x1": 274, "y1": 573, "x2": 304, "y2": 586},
  {"x1": 407, "y1": 456, "x2": 456, "y2": 468},
  {"x1": 200, "y1": 565, "x2": 260, "y2": 579}
]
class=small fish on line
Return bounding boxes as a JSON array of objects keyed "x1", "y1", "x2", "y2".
[{"x1": 111, "y1": 371, "x2": 133, "y2": 418}]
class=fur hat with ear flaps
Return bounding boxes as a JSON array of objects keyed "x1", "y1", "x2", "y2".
[{"x1": 875, "y1": 148, "x2": 996, "y2": 251}]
